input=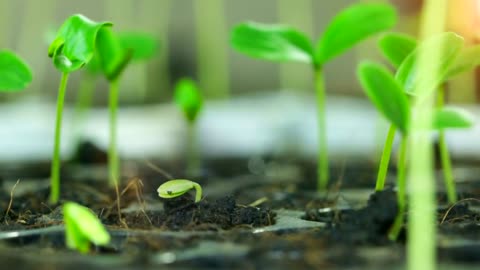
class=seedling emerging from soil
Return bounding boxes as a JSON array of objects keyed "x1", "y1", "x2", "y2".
[
  {"x1": 376, "y1": 32, "x2": 479, "y2": 204},
  {"x1": 231, "y1": 3, "x2": 396, "y2": 190},
  {"x1": 48, "y1": 14, "x2": 112, "y2": 204},
  {"x1": 157, "y1": 179, "x2": 203, "y2": 203},
  {"x1": 91, "y1": 30, "x2": 159, "y2": 187},
  {"x1": 358, "y1": 34, "x2": 474, "y2": 240},
  {"x1": 70, "y1": 32, "x2": 158, "y2": 186},
  {"x1": 0, "y1": 50, "x2": 32, "y2": 91},
  {"x1": 63, "y1": 202, "x2": 110, "y2": 254},
  {"x1": 174, "y1": 78, "x2": 203, "y2": 176}
]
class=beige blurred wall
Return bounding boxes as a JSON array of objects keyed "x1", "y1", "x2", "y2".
[{"x1": 0, "y1": 0, "x2": 428, "y2": 105}]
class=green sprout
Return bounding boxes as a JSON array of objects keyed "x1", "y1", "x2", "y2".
[
  {"x1": 375, "y1": 31, "x2": 480, "y2": 204},
  {"x1": 174, "y1": 78, "x2": 203, "y2": 176},
  {"x1": 0, "y1": 50, "x2": 32, "y2": 91},
  {"x1": 230, "y1": 3, "x2": 397, "y2": 191},
  {"x1": 93, "y1": 30, "x2": 159, "y2": 187},
  {"x1": 157, "y1": 179, "x2": 203, "y2": 203},
  {"x1": 358, "y1": 33, "x2": 475, "y2": 240},
  {"x1": 63, "y1": 202, "x2": 110, "y2": 254},
  {"x1": 48, "y1": 14, "x2": 112, "y2": 204}
]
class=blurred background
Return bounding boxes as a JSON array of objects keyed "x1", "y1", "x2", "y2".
[{"x1": 0, "y1": 0, "x2": 480, "y2": 163}]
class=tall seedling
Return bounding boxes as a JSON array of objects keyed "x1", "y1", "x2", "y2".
[
  {"x1": 231, "y1": 3, "x2": 396, "y2": 190},
  {"x1": 94, "y1": 30, "x2": 159, "y2": 187},
  {"x1": 358, "y1": 33, "x2": 474, "y2": 240},
  {"x1": 376, "y1": 32, "x2": 480, "y2": 204},
  {"x1": 48, "y1": 14, "x2": 112, "y2": 203}
]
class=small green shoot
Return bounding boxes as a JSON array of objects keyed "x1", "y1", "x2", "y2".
[
  {"x1": 48, "y1": 14, "x2": 112, "y2": 204},
  {"x1": 0, "y1": 50, "x2": 32, "y2": 91},
  {"x1": 63, "y1": 202, "x2": 110, "y2": 254},
  {"x1": 174, "y1": 78, "x2": 203, "y2": 176},
  {"x1": 157, "y1": 179, "x2": 203, "y2": 203},
  {"x1": 231, "y1": 3, "x2": 396, "y2": 191},
  {"x1": 358, "y1": 59, "x2": 475, "y2": 240}
]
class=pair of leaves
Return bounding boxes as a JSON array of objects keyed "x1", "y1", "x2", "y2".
[
  {"x1": 86, "y1": 31, "x2": 159, "y2": 79},
  {"x1": 380, "y1": 32, "x2": 480, "y2": 99},
  {"x1": 63, "y1": 202, "x2": 110, "y2": 254},
  {"x1": 230, "y1": 3, "x2": 396, "y2": 67},
  {"x1": 48, "y1": 14, "x2": 112, "y2": 73},
  {"x1": 395, "y1": 32, "x2": 464, "y2": 98},
  {"x1": 174, "y1": 78, "x2": 203, "y2": 123},
  {"x1": 358, "y1": 62, "x2": 474, "y2": 133},
  {"x1": 0, "y1": 50, "x2": 32, "y2": 91}
]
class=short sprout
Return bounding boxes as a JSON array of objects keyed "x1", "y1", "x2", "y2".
[
  {"x1": 63, "y1": 202, "x2": 110, "y2": 253},
  {"x1": 157, "y1": 179, "x2": 202, "y2": 203}
]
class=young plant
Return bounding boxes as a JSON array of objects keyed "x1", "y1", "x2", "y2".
[
  {"x1": 230, "y1": 3, "x2": 397, "y2": 190},
  {"x1": 376, "y1": 32, "x2": 480, "y2": 204},
  {"x1": 358, "y1": 40, "x2": 474, "y2": 240},
  {"x1": 174, "y1": 78, "x2": 203, "y2": 176},
  {"x1": 0, "y1": 50, "x2": 32, "y2": 91},
  {"x1": 48, "y1": 14, "x2": 112, "y2": 204},
  {"x1": 94, "y1": 30, "x2": 159, "y2": 187},
  {"x1": 157, "y1": 179, "x2": 203, "y2": 203},
  {"x1": 63, "y1": 202, "x2": 110, "y2": 253}
]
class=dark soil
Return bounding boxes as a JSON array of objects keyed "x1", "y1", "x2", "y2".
[{"x1": 0, "y1": 141, "x2": 480, "y2": 269}]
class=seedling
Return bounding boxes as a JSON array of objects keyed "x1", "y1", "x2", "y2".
[
  {"x1": 63, "y1": 202, "x2": 110, "y2": 253},
  {"x1": 93, "y1": 30, "x2": 159, "y2": 187},
  {"x1": 174, "y1": 78, "x2": 203, "y2": 176},
  {"x1": 376, "y1": 31, "x2": 480, "y2": 204},
  {"x1": 48, "y1": 14, "x2": 112, "y2": 204},
  {"x1": 358, "y1": 33, "x2": 474, "y2": 240},
  {"x1": 157, "y1": 179, "x2": 203, "y2": 203},
  {"x1": 0, "y1": 50, "x2": 32, "y2": 91},
  {"x1": 231, "y1": 3, "x2": 396, "y2": 190}
]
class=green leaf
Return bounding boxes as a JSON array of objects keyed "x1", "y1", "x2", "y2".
[
  {"x1": 433, "y1": 107, "x2": 475, "y2": 129},
  {"x1": 174, "y1": 78, "x2": 203, "y2": 123},
  {"x1": 395, "y1": 32, "x2": 464, "y2": 97},
  {"x1": 358, "y1": 61, "x2": 410, "y2": 134},
  {"x1": 444, "y1": 45, "x2": 480, "y2": 80},
  {"x1": 48, "y1": 14, "x2": 112, "y2": 73},
  {"x1": 230, "y1": 22, "x2": 314, "y2": 63},
  {"x1": 118, "y1": 32, "x2": 159, "y2": 61},
  {"x1": 95, "y1": 27, "x2": 132, "y2": 81},
  {"x1": 63, "y1": 202, "x2": 110, "y2": 253},
  {"x1": 378, "y1": 32, "x2": 417, "y2": 68},
  {"x1": 316, "y1": 3, "x2": 397, "y2": 65},
  {"x1": 0, "y1": 50, "x2": 32, "y2": 91}
]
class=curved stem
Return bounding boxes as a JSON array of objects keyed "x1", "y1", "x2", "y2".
[
  {"x1": 375, "y1": 124, "x2": 396, "y2": 191},
  {"x1": 49, "y1": 72, "x2": 70, "y2": 204},
  {"x1": 437, "y1": 87, "x2": 457, "y2": 204},
  {"x1": 192, "y1": 182, "x2": 203, "y2": 202},
  {"x1": 109, "y1": 79, "x2": 119, "y2": 187},
  {"x1": 314, "y1": 67, "x2": 329, "y2": 191},
  {"x1": 389, "y1": 134, "x2": 408, "y2": 241}
]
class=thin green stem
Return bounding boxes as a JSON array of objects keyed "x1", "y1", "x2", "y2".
[
  {"x1": 375, "y1": 124, "x2": 396, "y2": 191},
  {"x1": 72, "y1": 73, "x2": 96, "y2": 145},
  {"x1": 192, "y1": 182, "x2": 203, "y2": 202},
  {"x1": 389, "y1": 135, "x2": 407, "y2": 241},
  {"x1": 437, "y1": 87, "x2": 457, "y2": 204},
  {"x1": 187, "y1": 122, "x2": 200, "y2": 177},
  {"x1": 49, "y1": 72, "x2": 70, "y2": 204},
  {"x1": 314, "y1": 67, "x2": 329, "y2": 191},
  {"x1": 108, "y1": 79, "x2": 119, "y2": 187}
]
